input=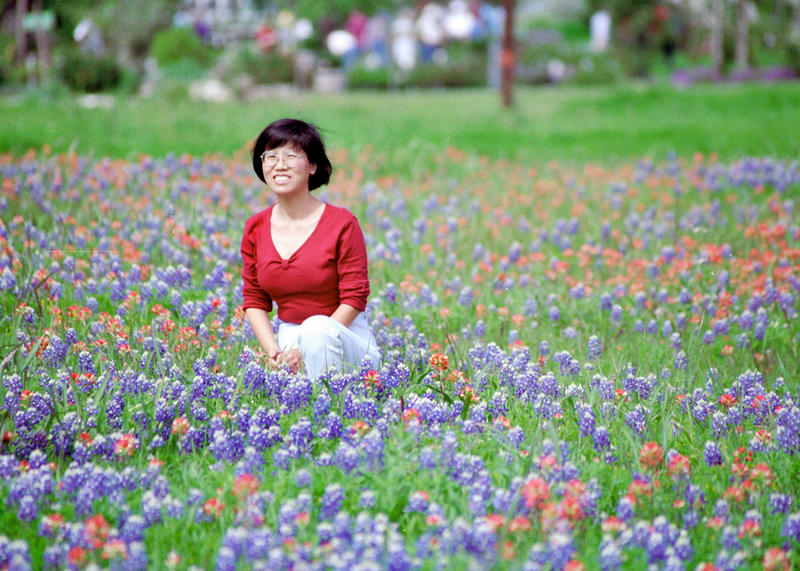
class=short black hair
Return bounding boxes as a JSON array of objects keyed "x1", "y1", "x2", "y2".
[{"x1": 252, "y1": 118, "x2": 332, "y2": 190}]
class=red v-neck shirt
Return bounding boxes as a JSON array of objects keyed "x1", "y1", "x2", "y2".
[{"x1": 240, "y1": 203, "x2": 370, "y2": 324}]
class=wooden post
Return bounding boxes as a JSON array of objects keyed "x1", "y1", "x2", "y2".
[{"x1": 501, "y1": 0, "x2": 515, "y2": 108}]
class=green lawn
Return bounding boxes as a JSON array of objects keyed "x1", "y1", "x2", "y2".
[{"x1": 2, "y1": 82, "x2": 800, "y2": 164}]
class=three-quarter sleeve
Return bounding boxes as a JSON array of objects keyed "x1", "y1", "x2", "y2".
[
  {"x1": 336, "y1": 217, "x2": 370, "y2": 311},
  {"x1": 240, "y1": 215, "x2": 273, "y2": 312}
]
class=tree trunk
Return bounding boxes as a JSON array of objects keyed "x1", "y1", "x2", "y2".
[
  {"x1": 501, "y1": 0, "x2": 515, "y2": 108},
  {"x1": 709, "y1": 0, "x2": 725, "y2": 76},
  {"x1": 15, "y1": 0, "x2": 28, "y2": 63},
  {"x1": 734, "y1": 0, "x2": 748, "y2": 69},
  {"x1": 32, "y1": 0, "x2": 51, "y2": 79}
]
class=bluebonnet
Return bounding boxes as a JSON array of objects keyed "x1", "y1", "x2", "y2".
[
  {"x1": 319, "y1": 483, "x2": 345, "y2": 520},
  {"x1": 704, "y1": 441, "x2": 724, "y2": 466},
  {"x1": 769, "y1": 493, "x2": 794, "y2": 514},
  {"x1": 586, "y1": 335, "x2": 602, "y2": 360},
  {"x1": 781, "y1": 512, "x2": 800, "y2": 542}
]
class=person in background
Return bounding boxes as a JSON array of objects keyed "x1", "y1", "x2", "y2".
[{"x1": 240, "y1": 118, "x2": 380, "y2": 379}]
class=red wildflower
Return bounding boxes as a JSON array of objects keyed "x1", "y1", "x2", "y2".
[
  {"x1": 559, "y1": 495, "x2": 583, "y2": 521},
  {"x1": 171, "y1": 417, "x2": 190, "y2": 436},
  {"x1": 501, "y1": 540, "x2": 515, "y2": 560},
  {"x1": 750, "y1": 462, "x2": 775, "y2": 486},
  {"x1": 723, "y1": 485, "x2": 745, "y2": 503},
  {"x1": 68, "y1": 546, "x2": 88, "y2": 567},
  {"x1": 731, "y1": 462, "x2": 749, "y2": 480},
  {"x1": 350, "y1": 420, "x2": 371, "y2": 437},
  {"x1": 41, "y1": 513, "x2": 65, "y2": 534},
  {"x1": 537, "y1": 454, "x2": 559, "y2": 474},
  {"x1": 362, "y1": 370, "x2": 382, "y2": 390},
  {"x1": 165, "y1": 550, "x2": 182, "y2": 568},
  {"x1": 425, "y1": 514, "x2": 445, "y2": 526},
  {"x1": 667, "y1": 453, "x2": 691, "y2": 479},
  {"x1": 738, "y1": 518, "x2": 761, "y2": 538},
  {"x1": 508, "y1": 515, "x2": 531, "y2": 532},
  {"x1": 429, "y1": 352, "x2": 449, "y2": 371},
  {"x1": 521, "y1": 477, "x2": 549, "y2": 509},
  {"x1": 755, "y1": 429, "x2": 772, "y2": 443},
  {"x1": 294, "y1": 512, "x2": 310, "y2": 526},
  {"x1": 763, "y1": 547, "x2": 791, "y2": 571},
  {"x1": 203, "y1": 498, "x2": 225, "y2": 518},
  {"x1": 101, "y1": 538, "x2": 128, "y2": 560},
  {"x1": 485, "y1": 513, "x2": 506, "y2": 531},
  {"x1": 627, "y1": 478, "x2": 652, "y2": 500},
  {"x1": 84, "y1": 514, "x2": 110, "y2": 549},
  {"x1": 564, "y1": 479, "x2": 586, "y2": 498},
  {"x1": 401, "y1": 408, "x2": 420, "y2": 424},
  {"x1": 601, "y1": 516, "x2": 626, "y2": 533},
  {"x1": 459, "y1": 385, "x2": 479, "y2": 403},
  {"x1": 114, "y1": 433, "x2": 138, "y2": 457},
  {"x1": 232, "y1": 473, "x2": 259, "y2": 500},
  {"x1": 638, "y1": 441, "x2": 663, "y2": 470}
]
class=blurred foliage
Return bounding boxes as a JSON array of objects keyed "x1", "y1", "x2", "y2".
[
  {"x1": 222, "y1": 46, "x2": 295, "y2": 85},
  {"x1": 0, "y1": 34, "x2": 20, "y2": 87},
  {"x1": 582, "y1": 0, "x2": 800, "y2": 75},
  {"x1": 519, "y1": 15, "x2": 591, "y2": 43},
  {"x1": 59, "y1": 50, "x2": 122, "y2": 92},
  {"x1": 406, "y1": 42, "x2": 488, "y2": 88},
  {"x1": 520, "y1": 45, "x2": 625, "y2": 85},
  {"x1": 347, "y1": 64, "x2": 392, "y2": 90},
  {"x1": 49, "y1": 0, "x2": 179, "y2": 64},
  {"x1": 348, "y1": 40, "x2": 488, "y2": 89},
  {"x1": 268, "y1": 0, "x2": 405, "y2": 26},
  {"x1": 150, "y1": 27, "x2": 216, "y2": 67}
]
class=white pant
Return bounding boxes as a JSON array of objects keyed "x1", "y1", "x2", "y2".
[{"x1": 277, "y1": 313, "x2": 381, "y2": 379}]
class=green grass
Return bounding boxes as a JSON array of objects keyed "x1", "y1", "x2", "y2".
[{"x1": 2, "y1": 82, "x2": 800, "y2": 165}]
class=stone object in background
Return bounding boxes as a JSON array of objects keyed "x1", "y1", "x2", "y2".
[
  {"x1": 189, "y1": 78, "x2": 233, "y2": 102},
  {"x1": 313, "y1": 67, "x2": 346, "y2": 92}
]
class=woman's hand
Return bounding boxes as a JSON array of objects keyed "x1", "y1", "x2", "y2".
[{"x1": 273, "y1": 348, "x2": 303, "y2": 374}]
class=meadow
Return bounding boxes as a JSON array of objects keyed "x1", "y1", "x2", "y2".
[
  {"x1": 1, "y1": 84, "x2": 799, "y2": 569},
  {"x1": 3, "y1": 82, "x2": 800, "y2": 163}
]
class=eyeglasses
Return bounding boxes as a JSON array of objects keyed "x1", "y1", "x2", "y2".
[{"x1": 261, "y1": 150, "x2": 304, "y2": 167}]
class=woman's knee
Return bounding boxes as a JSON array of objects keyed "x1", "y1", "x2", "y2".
[{"x1": 298, "y1": 315, "x2": 341, "y2": 350}]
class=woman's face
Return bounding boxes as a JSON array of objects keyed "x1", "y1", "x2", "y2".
[{"x1": 261, "y1": 144, "x2": 317, "y2": 197}]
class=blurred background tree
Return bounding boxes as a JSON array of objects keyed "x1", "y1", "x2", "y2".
[
  {"x1": 50, "y1": 0, "x2": 178, "y2": 66},
  {"x1": 2, "y1": 0, "x2": 798, "y2": 94},
  {"x1": 266, "y1": 0, "x2": 405, "y2": 25}
]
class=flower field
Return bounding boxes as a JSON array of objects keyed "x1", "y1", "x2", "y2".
[{"x1": 1, "y1": 147, "x2": 799, "y2": 570}]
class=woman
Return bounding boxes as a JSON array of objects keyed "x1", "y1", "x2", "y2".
[{"x1": 240, "y1": 118, "x2": 380, "y2": 379}]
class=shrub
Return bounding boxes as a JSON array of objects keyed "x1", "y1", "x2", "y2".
[
  {"x1": 150, "y1": 27, "x2": 215, "y2": 67},
  {"x1": 60, "y1": 51, "x2": 122, "y2": 93},
  {"x1": 570, "y1": 53, "x2": 625, "y2": 85},
  {"x1": 405, "y1": 43, "x2": 487, "y2": 89},
  {"x1": 517, "y1": 42, "x2": 624, "y2": 85},
  {"x1": 347, "y1": 65, "x2": 392, "y2": 90},
  {"x1": 224, "y1": 46, "x2": 294, "y2": 85}
]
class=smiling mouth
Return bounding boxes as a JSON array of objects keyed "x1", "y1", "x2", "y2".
[{"x1": 273, "y1": 175, "x2": 291, "y2": 182}]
